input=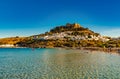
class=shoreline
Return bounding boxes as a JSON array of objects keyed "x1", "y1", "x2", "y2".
[
  {"x1": 80, "y1": 47, "x2": 120, "y2": 54},
  {"x1": 0, "y1": 46, "x2": 28, "y2": 48},
  {"x1": 0, "y1": 46, "x2": 120, "y2": 54},
  {"x1": 54, "y1": 47, "x2": 120, "y2": 54}
]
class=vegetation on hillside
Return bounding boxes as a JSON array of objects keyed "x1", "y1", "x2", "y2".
[
  {"x1": 15, "y1": 38, "x2": 120, "y2": 48},
  {"x1": 0, "y1": 23, "x2": 120, "y2": 48},
  {"x1": 31, "y1": 23, "x2": 100, "y2": 37},
  {"x1": 0, "y1": 37, "x2": 29, "y2": 45}
]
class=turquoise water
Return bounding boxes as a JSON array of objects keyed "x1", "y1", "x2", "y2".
[{"x1": 0, "y1": 48, "x2": 120, "y2": 79}]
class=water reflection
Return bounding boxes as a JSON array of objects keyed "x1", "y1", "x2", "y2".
[
  {"x1": 41, "y1": 49, "x2": 120, "y2": 79},
  {"x1": 0, "y1": 48, "x2": 120, "y2": 79}
]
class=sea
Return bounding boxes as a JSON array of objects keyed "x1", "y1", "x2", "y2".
[{"x1": 0, "y1": 48, "x2": 120, "y2": 79}]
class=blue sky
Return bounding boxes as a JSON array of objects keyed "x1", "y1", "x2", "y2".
[{"x1": 0, "y1": 0, "x2": 120, "y2": 38}]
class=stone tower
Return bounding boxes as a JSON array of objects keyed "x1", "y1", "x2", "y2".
[{"x1": 73, "y1": 23, "x2": 81, "y2": 28}]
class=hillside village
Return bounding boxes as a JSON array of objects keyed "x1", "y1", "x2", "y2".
[
  {"x1": 1, "y1": 23, "x2": 120, "y2": 48},
  {"x1": 33, "y1": 32, "x2": 109, "y2": 42},
  {"x1": 32, "y1": 23, "x2": 109, "y2": 42}
]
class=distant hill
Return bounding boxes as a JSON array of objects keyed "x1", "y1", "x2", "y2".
[
  {"x1": 2, "y1": 23, "x2": 119, "y2": 48},
  {"x1": 50, "y1": 23, "x2": 94, "y2": 33},
  {"x1": 0, "y1": 37, "x2": 28, "y2": 45},
  {"x1": 16, "y1": 23, "x2": 111, "y2": 48},
  {"x1": 30, "y1": 23, "x2": 100, "y2": 39}
]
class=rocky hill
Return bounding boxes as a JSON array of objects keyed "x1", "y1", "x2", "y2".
[
  {"x1": 0, "y1": 37, "x2": 30, "y2": 47},
  {"x1": 30, "y1": 23, "x2": 108, "y2": 41},
  {"x1": 16, "y1": 23, "x2": 111, "y2": 48},
  {"x1": 0, "y1": 37, "x2": 27, "y2": 45},
  {"x1": 1, "y1": 23, "x2": 120, "y2": 48}
]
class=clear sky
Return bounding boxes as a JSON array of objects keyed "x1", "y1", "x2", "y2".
[{"x1": 0, "y1": 0, "x2": 120, "y2": 38}]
